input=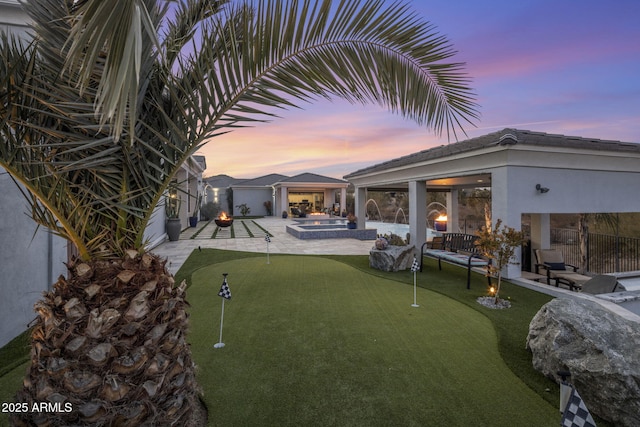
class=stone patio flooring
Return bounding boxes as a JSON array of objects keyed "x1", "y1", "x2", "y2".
[{"x1": 152, "y1": 217, "x2": 375, "y2": 274}]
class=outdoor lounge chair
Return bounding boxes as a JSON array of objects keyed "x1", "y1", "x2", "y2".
[
  {"x1": 535, "y1": 249, "x2": 591, "y2": 291},
  {"x1": 581, "y1": 275, "x2": 621, "y2": 294}
]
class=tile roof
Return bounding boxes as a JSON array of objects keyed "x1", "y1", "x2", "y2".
[
  {"x1": 344, "y1": 128, "x2": 640, "y2": 178},
  {"x1": 204, "y1": 174, "x2": 244, "y2": 188},
  {"x1": 280, "y1": 172, "x2": 348, "y2": 184},
  {"x1": 232, "y1": 173, "x2": 289, "y2": 186}
]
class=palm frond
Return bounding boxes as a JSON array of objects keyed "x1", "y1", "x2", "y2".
[
  {"x1": 2, "y1": 0, "x2": 477, "y2": 259},
  {"x1": 183, "y1": 0, "x2": 478, "y2": 143}
]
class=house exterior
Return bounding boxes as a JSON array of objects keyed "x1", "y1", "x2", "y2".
[
  {"x1": 203, "y1": 174, "x2": 243, "y2": 212},
  {"x1": 143, "y1": 155, "x2": 206, "y2": 247},
  {"x1": 230, "y1": 174, "x2": 288, "y2": 216},
  {"x1": 206, "y1": 172, "x2": 350, "y2": 217},
  {"x1": 344, "y1": 128, "x2": 640, "y2": 278},
  {"x1": 273, "y1": 173, "x2": 349, "y2": 217}
]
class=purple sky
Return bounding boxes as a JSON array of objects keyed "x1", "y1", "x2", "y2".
[{"x1": 200, "y1": 0, "x2": 640, "y2": 179}]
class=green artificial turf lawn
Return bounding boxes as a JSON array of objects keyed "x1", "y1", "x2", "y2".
[
  {"x1": 1, "y1": 250, "x2": 577, "y2": 427},
  {"x1": 188, "y1": 256, "x2": 558, "y2": 426}
]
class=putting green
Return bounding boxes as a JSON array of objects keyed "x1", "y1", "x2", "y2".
[{"x1": 188, "y1": 256, "x2": 557, "y2": 426}]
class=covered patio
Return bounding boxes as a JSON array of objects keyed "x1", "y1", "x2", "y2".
[{"x1": 344, "y1": 128, "x2": 640, "y2": 279}]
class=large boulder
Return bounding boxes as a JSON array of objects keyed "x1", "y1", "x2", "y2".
[
  {"x1": 526, "y1": 298, "x2": 640, "y2": 427},
  {"x1": 369, "y1": 245, "x2": 416, "y2": 272}
]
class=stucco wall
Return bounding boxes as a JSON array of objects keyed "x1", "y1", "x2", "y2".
[
  {"x1": 144, "y1": 202, "x2": 168, "y2": 251},
  {"x1": 233, "y1": 188, "x2": 272, "y2": 216},
  {"x1": 0, "y1": 1, "x2": 30, "y2": 38},
  {"x1": 491, "y1": 165, "x2": 640, "y2": 217},
  {"x1": 0, "y1": 170, "x2": 67, "y2": 346}
]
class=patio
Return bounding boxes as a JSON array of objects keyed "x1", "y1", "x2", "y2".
[
  {"x1": 344, "y1": 128, "x2": 640, "y2": 280},
  {"x1": 152, "y1": 216, "x2": 374, "y2": 274}
]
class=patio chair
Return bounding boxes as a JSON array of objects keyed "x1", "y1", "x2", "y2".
[{"x1": 534, "y1": 249, "x2": 591, "y2": 291}]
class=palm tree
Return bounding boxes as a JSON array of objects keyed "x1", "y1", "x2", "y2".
[{"x1": 1, "y1": 0, "x2": 478, "y2": 424}]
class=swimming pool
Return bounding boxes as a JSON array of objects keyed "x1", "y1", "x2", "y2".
[{"x1": 596, "y1": 290, "x2": 640, "y2": 317}]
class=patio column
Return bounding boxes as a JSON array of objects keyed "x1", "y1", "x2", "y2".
[
  {"x1": 340, "y1": 188, "x2": 347, "y2": 216},
  {"x1": 446, "y1": 189, "x2": 459, "y2": 233},
  {"x1": 409, "y1": 180, "x2": 427, "y2": 249},
  {"x1": 280, "y1": 186, "x2": 288, "y2": 217},
  {"x1": 271, "y1": 186, "x2": 277, "y2": 217},
  {"x1": 354, "y1": 186, "x2": 366, "y2": 229},
  {"x1": 491, "y1": 169, "x2": 522, "y2": 279}
]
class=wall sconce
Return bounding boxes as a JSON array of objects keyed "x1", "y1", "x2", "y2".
[{"x1": 535, "y1": 184, "x2": 550, "y2": 194}]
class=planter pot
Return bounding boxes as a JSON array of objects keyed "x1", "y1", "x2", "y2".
[
  {"x1": 347, "y1": 222, "x2": 357, "y2": 229},
  {"x1": 435, "y1": 221, "x2": 447, "y2": 232},
  {"x1": 189, "y1": 216, "x2": 198, "y2": 227},
  {"x1": 166, "y1": 218, "x2": 182, "y2": 241}
]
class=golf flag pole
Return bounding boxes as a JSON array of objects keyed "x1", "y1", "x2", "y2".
[
  {"x1": 215, "y1": 273, "x2": 232, "y2": 348},
  {"x1": 265, "y1": 234, "x2": 271, "y2": 264},
  {"x1": 410, "y1": 257, "x2": 420, "y2": 307}
]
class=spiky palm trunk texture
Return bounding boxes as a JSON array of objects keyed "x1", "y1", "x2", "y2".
[{"x1": 11, "y1": 251, "x2": 199, "y2": 426}]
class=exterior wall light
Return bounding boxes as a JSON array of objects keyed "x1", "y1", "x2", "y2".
[{"x1": 535, "y1": 184, "x2": 550, "y2": 193}]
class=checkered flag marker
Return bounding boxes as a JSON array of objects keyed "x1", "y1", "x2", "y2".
[
  {"x1": 561, "y1": 387, "x2": 596, "y2": 427},
  {"x1": 218, "y1": 276, "x2": 231, "y2": 300},
  {"x1": 215, "y1": 274, "x2": 230, "y2": 348},
  {"x1": 265, "y1": 234, "x2": 271, "y2": 264},
  {"x1": 410, "y1": 257, "x2": 420, "y2": 307}
]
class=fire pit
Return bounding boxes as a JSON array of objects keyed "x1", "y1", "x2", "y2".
[{"x1": 215, "y1": 211, "x2": 233, "y2": 227}]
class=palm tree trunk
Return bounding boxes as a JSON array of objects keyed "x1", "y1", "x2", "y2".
[{"x1": 11, "y1": 251, "x2": 200, "y2": 426}]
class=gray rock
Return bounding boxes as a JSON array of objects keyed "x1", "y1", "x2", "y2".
[
  {"x1": 369, "y1": 245, "x2": 416, "y2": 272},
  {"x1": 526, "y1": 298, "x2": 640, "y2": 427}
]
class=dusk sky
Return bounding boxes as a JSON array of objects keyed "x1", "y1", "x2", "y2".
[{"x1": 199, "y1": 0, "x2": 640, "y2": 179}]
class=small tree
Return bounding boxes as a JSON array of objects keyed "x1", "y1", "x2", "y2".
[
  {"x1": 474, "y1": 219, "x2": 526, "y2": 303},
  {"x1": 236, "y1": 203, "x2": 251, "y2": 216}
]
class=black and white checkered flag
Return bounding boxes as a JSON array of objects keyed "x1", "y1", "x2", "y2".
[
  {"x1": 410, "y1": 257, "x2": 420, "y2": 272},
  {"x1": 265, "y1": 234, "x2": 271, "y2": 243},
  {"x1": 218, "y1": 277, "x2": 231, "y2": 300},
  {"x1": 561, "y1": 387, "x2": 596, "y2": 427}
]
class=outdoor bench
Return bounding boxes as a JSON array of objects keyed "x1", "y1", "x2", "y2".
[{"x1": 420, "y1": 233, "x2": 491, "y2": 289}]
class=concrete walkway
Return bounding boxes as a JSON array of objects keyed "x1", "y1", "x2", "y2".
[{"x1": 152, "y1": 217, "x2": 374, "y2": 274}]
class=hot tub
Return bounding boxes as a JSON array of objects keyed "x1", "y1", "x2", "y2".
[{"x1": 285, "y1": 218, "x2": 377, "y2": 240}]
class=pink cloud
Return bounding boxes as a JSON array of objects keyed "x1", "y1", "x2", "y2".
[{"x1": 199, "y1": 102, "x2": 445, "y2": 178}]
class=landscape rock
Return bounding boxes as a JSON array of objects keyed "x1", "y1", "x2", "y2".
[
  {"x1": 369, "y1": 245, "x2": 416, "y2": 272},
  {"x1": 526, "y1": 297, "x2": 640, "y2": 427}
]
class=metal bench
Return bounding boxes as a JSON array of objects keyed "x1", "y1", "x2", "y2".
[{"x1": 420, "y1": 233, "x2": 491, "y2": 289}]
